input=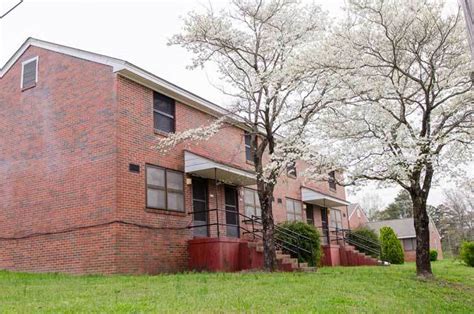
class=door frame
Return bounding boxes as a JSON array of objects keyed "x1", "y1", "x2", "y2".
[
  {"x1": 191, "y1": 177, "x2": 209, "y2": 237},
  {"x1": 224, "y1": 184, "x2": 240, "y2": 238},
  {"x1": 320, "y1": 207, "x2": 330, "y2": 245}
]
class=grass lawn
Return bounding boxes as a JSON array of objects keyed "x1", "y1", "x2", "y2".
[{"x1": 0, "y1": 260, "x2": 472, "y2": 313}]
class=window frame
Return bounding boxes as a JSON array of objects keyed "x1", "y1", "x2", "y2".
[
  {"x1": 329, "y1": 208, "x2": 343, "y2": 229},
  {"x1": 286, "y1": 198, "x2": 303, "y2": 222},
  {"x1": 153, "y1": 91, "x2": 176, "y2": 134},
  {"x1": 145, "y1": 164, "x2": 185, "y2": 213},
  {"x1": 403, "y1": 238, "x2": 416, "y2": 251},
  {"x1": 328, "y1": 171, "x2": 337, "y2": 190},
  {"x1": 21, "y1": 56, "x2": 39, "y2": 90},
  {"x1": 244, "y1": 188, "x2": 261, "y2": 218},
  {"x1": 286, "y1": 161, "x2": 297, "y2": 178},
  {"x1": 244, "y1": 132, "x2": 255, "y2": 163}
]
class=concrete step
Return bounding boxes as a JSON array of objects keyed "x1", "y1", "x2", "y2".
[
  {"x1": 276, "y1": 253, "x2": 291, "y2": 260},
  {"x1": 299, "y1": 266, "x2": 316, "y2": 272}
]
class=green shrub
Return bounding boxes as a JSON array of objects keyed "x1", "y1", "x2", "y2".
[
  {"x1": 460, "y1": 241, "x2": 474, "y2": 267},
  {"x1": 430, "y1": 249, "x2": 438, "y2": 261},
  {"x1": 275, "y1": 221, "x2": 322, "y2": 266},
  {"x1": 379, "y1": 226, "x2": 404, "y2": 264},
  {"x1": 347, "y1": 227, "x2": 380, "y2": 257}
]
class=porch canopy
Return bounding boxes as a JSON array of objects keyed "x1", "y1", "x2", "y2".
[
  {"x1": 301, "y1": 187, "x2": 351, "y2": 208},
  {"x1": 184, "y1": 151, "x2": 256, "y2": 186}
]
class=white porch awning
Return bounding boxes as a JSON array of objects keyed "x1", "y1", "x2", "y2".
[
  {"x1": 301, "y1": 187, "x2": 351, "y2": 208},
  {"x1": 184, "y1": 151, "x2": 256, "y2": 186}
]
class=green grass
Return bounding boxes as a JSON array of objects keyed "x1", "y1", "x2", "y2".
[{"x1": 0, "y1": 260, "x2": 472, "y2": 313}]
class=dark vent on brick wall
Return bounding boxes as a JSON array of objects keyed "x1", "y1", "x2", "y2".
[
  {"x1": 22, "y1": 58, "x2": 38, "y2": 89},
  {"x1": 129, "y1": 163, "x2": 140, "y2": 173}
]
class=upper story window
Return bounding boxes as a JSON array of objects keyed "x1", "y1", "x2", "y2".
[
  {"x1": 244, "y1": 188, "x2": 261, "y2": 218},
  {"x1": 21, "y1": 57, "x2": 38, "y2": 90},
  {"x1": 153, "y1": 92, "x2": 175, "y2": 133},
  {"x1": 146, "y1": 165, "x2": 184, "y2": 212},
  {"x1": 286, "y1": 161, "x2": 297, "y2": 178},
  {"x1": 244, "y1": 132, "x2": 254, "y2": 162},
  {"x1": 329, "y1": 208, "x2": 343, "y2": 230},
  {"x1": 328, "y1": 171, "x2": 337, "y2": 190},
  {"x1": 286, "y1": 198, "x2": 302, "y2": 221}
]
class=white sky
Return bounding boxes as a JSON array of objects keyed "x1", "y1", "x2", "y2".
[{"x1": 0, "y1": 0, "x2": 470, "y2": 209}]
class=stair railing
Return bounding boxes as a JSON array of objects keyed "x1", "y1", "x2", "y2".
[
  {"x1": 187, "y1": 208, "x2": 314, "y2": 268},
  {"x1": 340, "y1": 228, "x2": 381, "y2": 258}
]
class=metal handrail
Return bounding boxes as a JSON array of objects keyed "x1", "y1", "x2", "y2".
[{"x1": 187, "y1": 208, "x2": 315, "y2": 267}]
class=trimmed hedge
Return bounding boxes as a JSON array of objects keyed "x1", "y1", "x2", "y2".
[
  {"x1": 460, "y1": 241, "x2": 474, "y2": 267},
  {"x1": 347, "y1": 227, "x2": 380, "y2": 257},
  {"x1": 430, "y1": 249, "x2": 438, "y2": 262},
  {"x1": 275, "y1": 221, "x2": 322, "y2": 266},
  {"x1": 380, "y1": 226, "x2": 404, "y2": 264}
]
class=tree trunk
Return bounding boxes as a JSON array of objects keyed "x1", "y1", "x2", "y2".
[
  {"x1": 258, "y1": 181, "x2": 278, "y2": 271},
  {"x1": 411, "y1": 193, "x2": 433, "y2": 277}
]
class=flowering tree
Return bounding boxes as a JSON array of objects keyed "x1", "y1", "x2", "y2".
[
  {"x1": 163, "y1": 0, "x2": 338, "y2": 270},
  {"x1": 316, "y1": 0, "x2": 473, "y2": 277}
]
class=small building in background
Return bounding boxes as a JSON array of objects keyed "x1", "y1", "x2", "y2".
[
  {"x1": 348, "y1": 203, "x2": 369, "y2": 230},
  {"x1": 366, "y1": 218, "x2": 443, "y2": 262}
]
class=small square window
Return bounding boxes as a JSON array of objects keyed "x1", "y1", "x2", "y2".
[
  {"x1": 146, "y1": 165, "x2": 184, "y2": 212},
  {"x1": 286, "y1": 198, "x2": 302, "y2": 221},
  {"x1": 21, "y1": 57, "x2": 38, "y2": 90}
]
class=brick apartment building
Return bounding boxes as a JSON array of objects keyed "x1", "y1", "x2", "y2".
[{"x1": 0, "y1": 38, "x2": 358, "y2": 274}]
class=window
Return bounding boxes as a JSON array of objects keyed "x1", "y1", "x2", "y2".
[
  {"x1": 146, "y1": 165, "x2": 184, "y2": 211},
  {"x1": 329, "y1": 209, "x2": 343, "y2": 229},
  {"x1": 244, "y1": 188, "x2": 261, "y2": 217},
  {"x1": 153, "y1": 92, "x2": 175, "y2": 133},
  {"x1": 286, "y1": 161, "x2": 297, "y2": 178},
  {"x1": 21, "y1": 57, "x2": 38, "y2": 90},
  {"x1": 286, "y1": 198, "x2": 302, "y2": 221},
  {"x1": 328, "y1": 171, "x2": 337, "y2": 190},
  {"x1": 403, "y1": 238, "x2": 416, "y2": 251},
  {"x1": 244, "y1": 132, "x2": 255, "y2": 162}
]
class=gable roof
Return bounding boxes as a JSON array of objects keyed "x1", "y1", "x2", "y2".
[
  {"x1": 0, "y1": 37, "x2": 241, "y2": 123},
  {"x1": 366, "y1": 218, "x2": 438, "y2": 239},
  {"x1": 348, "y1": 203, "x2": 367, "y2": 220}
]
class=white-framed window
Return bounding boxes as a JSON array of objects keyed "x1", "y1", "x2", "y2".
[
  {"x1": 330, "y1": 208, "x2": 343, "y2": 229},
  {"x1": 21, "y1": 56, "x2": 39, "y2": 90},
  {"x1": 286, "y1": 198, "x2": 302, "y2": 221},
  {"x1": 244, "y1": 188, "x2": 261, "y2": 217}
]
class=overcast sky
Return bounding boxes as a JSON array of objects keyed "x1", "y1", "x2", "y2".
[{"x1": 1, "y1": 0, "x2": 470, "y2": 209}]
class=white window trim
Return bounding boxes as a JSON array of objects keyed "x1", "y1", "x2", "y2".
[{"x1": 20, "y1": 56, "x2": 39, "y2": 89}]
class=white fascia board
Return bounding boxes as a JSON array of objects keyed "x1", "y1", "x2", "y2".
[{"x1": 0, "y1": 38, "x2": 125, "y2": 78}]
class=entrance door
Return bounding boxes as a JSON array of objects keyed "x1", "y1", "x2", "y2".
[
  {"x1": 306, "y1": 204, "x2": 314, "y2": 225},
  {"x1": 321, "y1": 207, "x2": 330, "y2": 245},
  {"x1": 224, "y1": 186, "x2": 239, "y2": 238},
  {"x1": 192, "y1": 178, "x2": 208, "y2": 237}
]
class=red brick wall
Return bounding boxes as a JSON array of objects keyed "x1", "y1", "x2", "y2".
[{"x1": 0, "y1": 46, "x2": 118, "y2": 274}]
